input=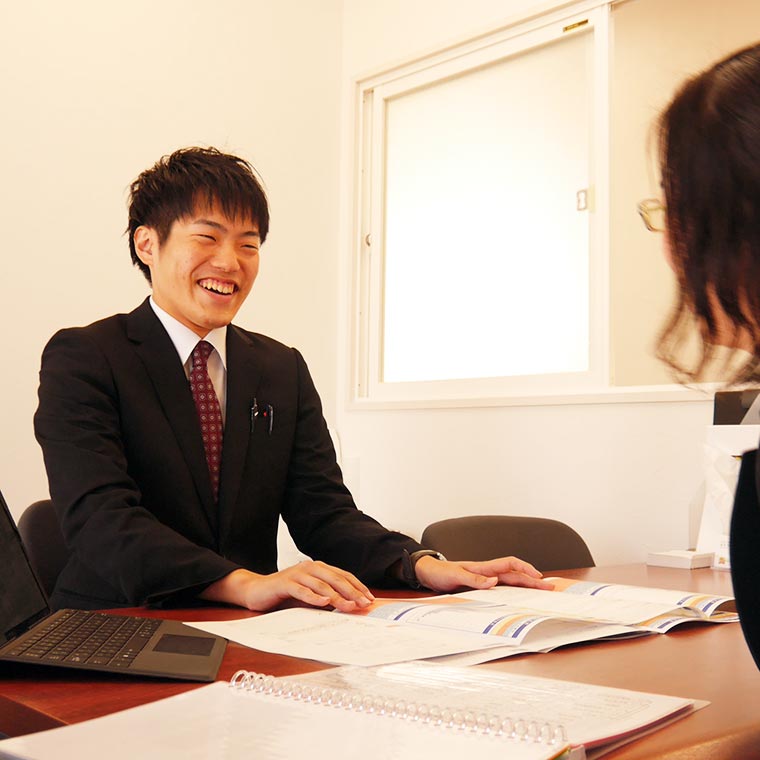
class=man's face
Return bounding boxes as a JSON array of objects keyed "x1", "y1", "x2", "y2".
[{"x1": 134, "y1": 205, "x2": 261, "y2": 337}]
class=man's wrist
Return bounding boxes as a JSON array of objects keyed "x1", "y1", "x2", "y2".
[
  {"x1": 199, "y1": 568, "x2": 258, "y2": 606},
  {"x1": 400, "y1": 549, "x2": 447, "y2": 589}
]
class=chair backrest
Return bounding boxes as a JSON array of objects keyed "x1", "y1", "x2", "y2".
[
  {"x1": 420, "y1": 515, "x2": 594, "y2": 571},
  {"x1": 17, "y1": 500, "x2": 69, "y2": 597}
]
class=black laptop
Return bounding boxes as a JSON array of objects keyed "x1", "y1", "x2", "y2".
[{"x1": 0, "y1": 491, "x2": 227, "y2": 681}]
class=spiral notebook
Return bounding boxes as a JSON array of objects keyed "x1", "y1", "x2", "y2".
[{"x1": 0, "y1": 662, "x2": 700, "y2": 760}]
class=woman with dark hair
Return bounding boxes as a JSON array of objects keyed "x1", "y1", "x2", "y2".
[{"x1": 643, "y1": 42, "x2": 760, "y2": 670}]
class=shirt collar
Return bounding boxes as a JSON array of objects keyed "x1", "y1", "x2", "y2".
[{"x1": 149, "y1": 296, "x2": 228, "y2": 370}]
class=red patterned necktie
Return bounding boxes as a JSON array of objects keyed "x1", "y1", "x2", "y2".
[{"x1": 190, "y1": 340, "x2": 223, "y2": 501}]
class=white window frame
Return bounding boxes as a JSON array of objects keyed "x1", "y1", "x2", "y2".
[{"x1": 350, "y1": 1, "x2": 613, "y2": 407}]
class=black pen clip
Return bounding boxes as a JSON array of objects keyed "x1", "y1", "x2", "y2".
[{"x1": 250, "y1": 398, "x2": 259, "y2": 434}]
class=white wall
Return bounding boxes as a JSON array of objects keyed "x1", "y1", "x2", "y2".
[
  {"x1": 335, "y1": 0, "x2": 716, "y2": 565},
  {"x1": 0, "y1": 0, "x2": 723, "y2": 569},
  {"x1": 1, "y1": 0, "x2": 343, "y2": 518}
]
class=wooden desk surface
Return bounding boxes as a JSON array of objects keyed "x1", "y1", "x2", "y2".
[{"x1": 1, "y1": 564, "x2": 759, "y2": 759}]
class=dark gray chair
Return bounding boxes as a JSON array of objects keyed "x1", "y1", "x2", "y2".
[
  {"x1": 420, "y1": 515, "x2": 594, "y2": 571},
  {"x1": 17, "y1": 499, "x2": 69, "y2": 597}
]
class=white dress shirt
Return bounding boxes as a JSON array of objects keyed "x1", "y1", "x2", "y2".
[{"x1": 149, "y1": 297, "x2": 228, "y2": 425}]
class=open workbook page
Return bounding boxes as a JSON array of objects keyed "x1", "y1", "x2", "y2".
[{"x1": 186, "y1": 579, "x2": 737, "y2": 668}]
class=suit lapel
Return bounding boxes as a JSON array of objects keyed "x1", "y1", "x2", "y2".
[
  {"x1": 126, "y1": 300, "x2": 218, "y2": 535},
  {"x1": 218, "y1": 325, "x2": 263, "y2": 542}
]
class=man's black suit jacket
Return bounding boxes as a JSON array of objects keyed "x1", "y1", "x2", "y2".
[{"x1": 34, "y1": 299, "x2": 422, "y2": 609}]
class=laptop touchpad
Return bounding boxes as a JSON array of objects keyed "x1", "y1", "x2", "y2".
[{"x1": 153, "y1": 633, "x2": 215, "y2": 656}]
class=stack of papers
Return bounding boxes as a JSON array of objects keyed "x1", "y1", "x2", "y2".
[{"x1": 186, "y1": 578, "x2": 737, "y2": 667}]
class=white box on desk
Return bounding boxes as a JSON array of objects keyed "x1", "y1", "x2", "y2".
[{"x1": 646, "y1": 550, "x2": 714, "y2": 569}]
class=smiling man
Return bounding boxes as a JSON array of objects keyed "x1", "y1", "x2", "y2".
[{"x1": 34, "y1": 147, "x2": 549, "y2": 613}]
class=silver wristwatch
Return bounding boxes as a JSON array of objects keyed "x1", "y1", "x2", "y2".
[{"x1": 401, "y1": 549, "x2": 447, "y2": 589}]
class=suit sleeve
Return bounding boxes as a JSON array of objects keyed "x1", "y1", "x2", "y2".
[
  {"x1": 280, "y1": 349, "x2": 424, "y2": 585},
  {"x1": 34, "y1": 328, "x2": 238, "y2": 607}
]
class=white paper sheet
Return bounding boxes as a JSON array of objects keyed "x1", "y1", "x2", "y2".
[
  {"x1": 697, "y1": 424, "x2": 760, "y2": 568},
  {"x1": 185, "y1": 608, "x2": 507, "y2": 666}
]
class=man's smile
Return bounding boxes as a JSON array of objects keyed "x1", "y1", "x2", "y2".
[{"x1": 198, "y1": 278, "x2": 238, "y2": 296}]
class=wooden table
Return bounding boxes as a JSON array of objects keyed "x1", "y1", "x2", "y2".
[{"x1": 1, "y1": 564, "x2": 759, "y2": 759}]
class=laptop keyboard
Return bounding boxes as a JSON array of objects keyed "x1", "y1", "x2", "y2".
[{"x1": 6, "y1": 610, "x2": 162, "y2": 668}]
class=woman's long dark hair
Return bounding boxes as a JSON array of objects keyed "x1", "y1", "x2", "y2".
[{"x1": 657, "y1": 43, "x2": 760, "y2": 383}]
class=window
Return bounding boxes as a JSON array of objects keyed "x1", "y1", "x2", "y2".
[{"x1": 353, "y1": 4, "x2": 610, "y2": 405}]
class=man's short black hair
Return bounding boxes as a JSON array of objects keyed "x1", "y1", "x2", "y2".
[{"x1": 127, "y1": 147, "x2": 270, "y2": 283}]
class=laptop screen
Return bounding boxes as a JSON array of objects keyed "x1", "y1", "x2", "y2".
[{"x1": 0, "y1": 492, "x2": 50, "y2": 644}]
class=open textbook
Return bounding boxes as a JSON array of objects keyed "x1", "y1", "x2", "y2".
[
  {"x1": 0, "y1": 662, "x2": 702, "y2": 760},
  {"x1": 185, "y1": 579, "x2": 737, "y2": 667}
]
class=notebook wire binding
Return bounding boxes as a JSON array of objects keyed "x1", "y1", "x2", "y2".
[{"x1": 229, "y1": 669, "x2": 569, "y2": 748}]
